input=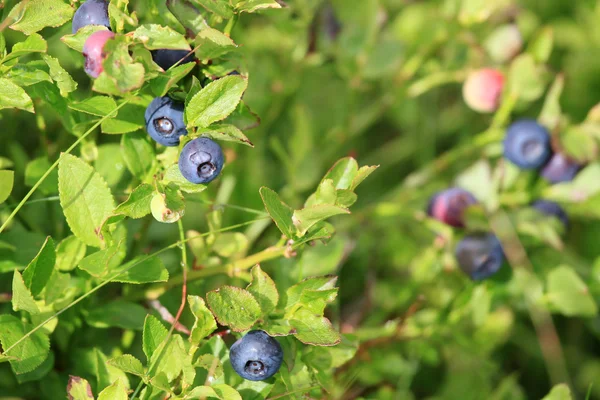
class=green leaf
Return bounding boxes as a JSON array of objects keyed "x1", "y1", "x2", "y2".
[
  {"x1": 142, "y1": 315, "x2": 168, "y2": 362},
  {"x1": 85, "y1": 300, "x2": 148, "y2": 330},
  {"x1": 8, "y1": 0, "x2": 74, "y2": 35},
  {"x1": 42, "y1": 54, "x2": 77, "y2": 96},
  {"x1": 186, "y1": 385, "x2": 219, "y2": 399},
  {"x1": 67, "y1": 376, "x2": 94, "y2": 400},
  {"x1": 151, "y1": 335, "x2": 191, "y2": 383},
  {"x1": 185, "y1": 75, "x2": 248, "y2": 129},
  {"x1": 542, "y1": 384, "x2": 572, "y2": 400},
  {"x1": 234, "y1": 0, "x2": 282, "y2": 13},
  {"x1": 120, "y1": 132, "x2": 157, "y2": 180},
  {"x1": 133, "y1": 24, "x2": 191, "y2": 50},
  {"x1": 150, "y1": 62, "x2": 196, "y2": 97},
  {"x1": 528, "y1": 26, "x2": 554, "y2": 64},
  {"x1": 323, "y1": 157, "x2": 359, "y2": 190},
  {"x1": 7, "y1": 64, "x2": 52, "y2": 87},
  {"x1": 539, "y1": 74, "x2": 564, "y2": 130},
  {"x1": 259, "y1": 187, "x2": 295, "y2": 239},
  {"x1": 224, "y1": 100, "x2": 261, "y2": 131},
  {"x1": 55, "y1": 236, "x2": 87, "y2": 272},
  {"x1": 0, "y1": 314, "x2": 50, "y2": 374},
  {"x1": 108, "y1": 354, "x2": 145, "y2": 377},
  {"x1": 77, "y1": 244, "x2": 124, "y2": 277},
  {"x1": 546, "y1": 266, "x2": 597, "y2": 317},
  {"x1": 508, "y1": 54, "x2": 545, "y2": 102},
  {"x1": 351, "y1": 165, "x2": 379, "y2": 190},
  {"x1": 292, "y1": 205, "x2": 350, "y2": 237},
  {"x1": 151, "y1": 184, "x2": 185, "y2": 224},
  {"x1": 12, "y1": 270, "x2": 40, "y2": 315},
  {"x1": 560, "y1": 125, "x2": 597, "y2": 164},
  {"x1": 22, "y1": 236, "x2": 55, "y2": 296},
  {"x1": 195, "y1": 124, "x2": 253, "y2": 147},
  {"x1": 114, "y1": 184, "x2": 154, "y2": 219},
  {"x1": 0, "y1": 170, "x2": 14, "y2": 204},
  {"x1": 188, "y1": 295, "x2": 217, "y2": 344},
  {"x1": 100, "y1": 103, "x2": 146, "y2": 134},
  {"x1": 290, "y1": 309, "x2": 341, "y2": 346},
  {"x1": 0, "y1": 78, "x2": 34, "y2": 112},
  {"x1": 297, "y1": 289, "x2": 338, "y2": 316},
  {"x1": 61, "y1": 25, "x2": 108, "y2": 52},
  {"x1": 194, "y1": 354, "x2": 223, "y2": 379},
  {"x1": 212, "y1": 384, "x2": 243, "y2": 400},
  {"x1": 2, "y1": 33, "x2": 47, "y2": 64},
  {"x1": 212, "y1": 232, "x2": 248, "y2": 258},
  {"x1": 163, "y1": 164, "x2": 208, "y2": 194},
  {"x1": 97, "y1": 378, "x2": 128, "y2": 400},
  {"x1": 206, "y1": 286, "x2": 262, "y2": 331},
  {"x1": 166, "y1": 0, "x2": 207, "y2": 36},
  {"x1": 110, "y1": 255, "x2": 169, "y2": 284},
  {"x1": 246, "y1": 265, "x2": 279, "y2": 315},
  {"x1": 285, "y1": 276, "x2": 337, "y2": 309},
  {"x1": 69, "y1": 96, "x2": 118, "y2": 117},
  {"x1": 25, "y1": 157, "x2": 58, "y2": 195},
  {"x1": 191, "y1": 0, "x2": 234, "y2": 18},
  {"x1": 101, "y1": 37, "x2": 145, "y2": 93},
  {"x1": 194, "y1": 27, "x2": 237, "y2": 60},
  {"x1": 58, "y1": 154, "x2": 115, "y2": 248}
]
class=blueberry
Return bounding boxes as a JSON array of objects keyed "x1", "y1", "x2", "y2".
[
  {"x1": 455, "y1": 232, "x2": 505, "y2": 280},
  {"x1": 427, "y1": 188, "x2": 477, "y2": 228},
  {"x1": 82, "y1": 30, "x2": 114, "y2": 78},
  {"x1": 541, "y1": 153, "x2": 581, "y2": 184},
  {"x1": 229, "y1": 330, "x2": 283, "y2": 381},
  {"x1": 462, "y1": 68, "x2": 505, "y2": 113},
  {"x1": 144, "y1": 97, "x2": 188, "y2": 146},
  {"x1": 151, "y1": 49, "x2": 195, "y2": 71},
  {"x1": 503, "y1": 119, "x2": 552, "y2": 169},
  {"x1": 72, "y1": 0, "x2": 110, "y2": 34},
  {"x1": 532, "y1": 200, "x2": 568, "y2": 227},
  {"x1": 178, "y1": 138, "x2": 224, "y2": 184}
]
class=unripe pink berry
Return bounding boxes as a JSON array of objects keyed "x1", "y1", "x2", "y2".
[
  {"x1": 82, "y1": 30, "x2": 115, "y2": 78},
  {"x1": 462, "y1": 68, "x2": 505, "y2": 113}
]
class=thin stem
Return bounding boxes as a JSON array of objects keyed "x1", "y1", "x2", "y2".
[
  {"x1": 0, "y1": 101, "x2": 130, "y2": 235},
  {"x1": 0, "y1": 218, "x2": 262, "y2": 358}
]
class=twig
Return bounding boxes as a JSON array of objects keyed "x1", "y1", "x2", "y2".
[{"x1": 147, "y1": 300, "x2": 190, "y2": 335}]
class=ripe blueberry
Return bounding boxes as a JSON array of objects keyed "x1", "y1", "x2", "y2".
[
  {"x1": 503, "y1": 119, "x2": 552, "y2": 169},
  {"x1": 532, "y1": 200, "x2": 568, "y2": 227},
  {"x1": 144, "y1": 97, "x2": 188, "y2": 147},
  {"x1": 455, "y1": 232, "x2": 505, "y2": 280},
  {"x1": 427, "y1": 188, "x2": 477, "y2": 228},
  {"x1": 82, "y1": 30, "x2": 114, "y2": 78},
  {"x1": 151, "y1": 49, "x2": 195, "y2": 71},
  {"x1": 178, "y1": 138, "x2": 224, "y2": 184},
  {"x1": 541, "y1": 153, "x2": 581, "y2": 184},
  {"x1": 229, "y1": 330, "x2": 283, "y2": 381},
  {"x1": 72, "y1": 0, "x2": 110, "y2": 34},
  {"x1": 462, "y1": 68, "x2": 505, "y2": 113}
]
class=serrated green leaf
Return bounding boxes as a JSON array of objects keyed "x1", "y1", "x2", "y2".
[
  {"x1": 195, "y1": 124, "x2": 253, "y2": 147},
  {"x1": 166, "y1": 0, "x2": 207, "y2": 36},
  {"x1": 0, "y1": 314, "x2": 50, "y2": 374},
  {"x1": 12, "y1": 270, "x2": 40, "y2": 315},
  {"x1": 133, "y1": 24, "x2": 191, "y2": 50},
  {"x1": 185, "y1": 75, "x2": 248, "y2": 129},
  {"x1": 67, "y1": 375, "x2": 94, "y2": 400},
  {"x1": 163, "y1": 164, "x2": 208, "y2": 194},
  {"x1": 150, "y1": 62, "x2": 196, "y2": 97},
  {"x1": 56, "y1": 236, "x2": 87, "y2": 272},
  {"x1": 8, "y1": 0, "x2": 74, "y2": 35},
  {"x1": 194, "y1": 27, "x2": 237, "y2": 60},
  {"x1": 151, "y1": 334, "x2": 191, "y2": 383},
  {"x1": 206, "y1": 286, "x2": 261, "y2": 331},
  {"x1": 77, "y1": 243, "x2": 124, "y2": 277},
  {"x1": 259, "y1": 187, "x2": 295, "y2": 239},
  {"x1": 323, "y1": 157, "x2": 358, "y2": 190},
  {"x1": 42, "y1": 54, "x2": 77, "y2": 96},
  {"x1": 0, "y1": 78, "x2": 34, "y2": 112},
  {"x1": 114, "y1": 184, "x2": 154, "y2": 219},
  {"x1": 97, "y1": 378, "x2": 127, "y2": 400},
  {"x1": 235, "y1": 0, "x2": 282, "y2": 13},
  {"x1": 186, "y1": 385, "x2": 219, "y2": 399},
  {"x1": 108, "y1": 354, "x2": 145, "y2": 377},
  {"x1": 191, "y1": 0, "x2": 234, "y2": 18},
  {"x1": 142, "y1": 315, "x2": 168, "y2": 362},
  {"x1": 290, "y1": 309, "x2": 341, "y2": 346},
  {"x1": 546, "y1": 266, "x2": 597, "y2": 317},
  {"x1": 297, "y1": 289, "x2": 337, "y2": 316},
  {"x1": 22, "y1": 236, "x2": 55, "y2": 296},
  {"x1": 61, "y1": 25, "x2": 108, "y2": 52},
  {"x1": 86, "y1": 300, "x2": 148, "y2": 330},
  {"x1": 351, "y1": 165, "x2": 378, "y2": 190},
  {"x1": 69, "y1": 96, "x2": 118, "y2": 117},
  {"x1": 58, "y1": 154, "x2": 115, "y2": 248},
  {"x1": 212, "y1": 384, "x2": 242, "y2": 400},
  {"x1": 0, "y1": 170, "x2": 14, "y2": 204},
  {"x1": 7, "y1": 64, "x2": 52, "y2": 87},
  {"x1": 286, "y1": 276, "x2": 337, "y2": 309},
  {"x1": 292, "y1": 205, "x2": 350, "y2": 237},
  {"x1": 247, "y1": 265, "x2": 279, "y2": 315},
  {"x1": 188, "y1": 295, "x2": 217, "y2": 344},
  {"x1": 120, "y1": 132, "x2": 157, "y2": 180},
  {"x1": 2, "y1": 33, "x2": 47, "y2": 64}
]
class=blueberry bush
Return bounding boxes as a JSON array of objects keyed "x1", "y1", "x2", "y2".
[{"x1": 0, "y1": 0, "x2": 600, "y2": 399}]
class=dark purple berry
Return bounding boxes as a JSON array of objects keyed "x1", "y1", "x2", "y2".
[
  {"x1": 532, "y1": 200, "x2": 568, "y2": 227},
  {"x1": 541, "y1": 153, "x2": 581, "y2": 184},
  {"x1": 72, "y1": 0, "x2": 110, "y2": 34},
  {"x1": 503, "y1": 119, "x2": 552, "y2": 169},
  {"x1": 455, "y1": 232, "x2": 505, "y2": 280},
  {"x1": 229, "y1": 330, "x2": 283, "y2": 381},
  {"x1": 427, "y1": 188, "x2": 478, "y2": 228},
  {"x1": 144, "y1": 97, "x2": 188, "y2": 147},
  {"x1": 178, "y1": 138, "x2": 224, "y2": 184}
]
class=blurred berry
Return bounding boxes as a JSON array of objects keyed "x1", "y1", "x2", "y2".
[
  {"x1": 462, "y1": 68, "x2": 505, "y2": 113},
  {"x1": 455, "y1": 232, "x2": 505, "y2": 280},
  {"x1": 532, "y1": 200, "x2": 568, "y2": 227},
  {"x1": 541, "y1": 153, "x2": 581, "y2": 183},
  {"x1": 72, "y1": 0, "x2": 110, "y2": 34},
  {"x1": 427, "y1": 188, "x2": 478, "y2": 228},
  {"x1": 503, "y1": 119, "x2": 552, "y2": 169},
  {"x1": 82, "y1": 30, "x2": 114, "y2": 78}
]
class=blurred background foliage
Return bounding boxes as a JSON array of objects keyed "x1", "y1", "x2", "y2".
[{"x1": 2, "y1": 0, "x2": 600, "y2": 399}]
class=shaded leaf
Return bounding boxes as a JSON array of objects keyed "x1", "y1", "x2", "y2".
[
  {"x1": 188, "y1": 295, "x2": 217, "y2": 344},
  {"x1": 247, "y1": 265, "x2": 279, "y2": 315},
  {"x1": 259, "y1": 187, "x2": 294, "y2": 239},
  {"x1": 12, "y1": 270, "x2": 40, "y2": 315},
  {"x1": 22, "y1": 236, "x2": 55, "y2": 296},
  {"x1": 0, "y1": 314, "x2": 50, "y2": 374}
]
